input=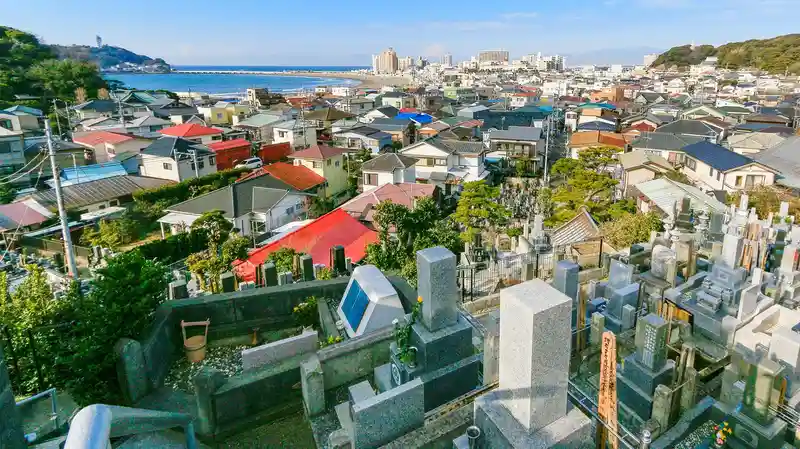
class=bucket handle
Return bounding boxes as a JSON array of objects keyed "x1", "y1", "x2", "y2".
[{"x1": 181, "y1": 319, "x2": 210, "y2": 343}]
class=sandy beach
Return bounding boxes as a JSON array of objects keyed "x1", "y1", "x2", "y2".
[{"x1": 277, "y1": 71, "x2": 411, "y2": 89}]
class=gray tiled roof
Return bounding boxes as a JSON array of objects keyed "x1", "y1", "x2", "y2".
[
  {"x1": 657, "y1": 120, "x2": 720, "y2": 136},
  {"x1": 362, "y1": 153, "x2": 418, "y2": 172},
  {"x1": 167, "y1": 174, "x2": 295, "y2": 218},
  {"x1": 142, "y1": 136, "x2": 214, "y2": 159},
  {"x1": 630, "y1": 132, "x2": 708, "y2": 151},
  {"x1": 426, "y1": 136, "x2": 486, "y2": 155},
  {"x1": 488, "y1": 126, "x2": 542, "y2": 141},
  {"x1": 33, "y1": 175, "x2": 171, "y2": 210},
  {"x1": 753, "y1": 136, "x2": 800, "y2": 188}
]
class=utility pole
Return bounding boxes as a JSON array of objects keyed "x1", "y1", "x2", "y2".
[
  {"x1": 51, "y1": 99, "x2": 62, "y2": 137},
  {"x1": 45, "y1": 121, "x2": 78, "y2": 279},
  {"x1": 190, "y1": 150, "x2": 199, "y2": 178},
  {"x1": 543, "y1": 113, "x2": 551, "y2": 185}
]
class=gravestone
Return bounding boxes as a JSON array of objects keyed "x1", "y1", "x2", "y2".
[
  {"x1": 483, "y1": 310, "x2": 501, "y2": 385},
  {"x1": 262, "y1": 263, "x2": 278, "y2": 287},
  {"x1": 417, "y1": 247, "x2": 458, "y2": 331},
  {"x1": 115, "y1": 338, "x2": 149, "y2": 404},
  {"x1": 220, "y1": 271, "x2": 236, "y2": 293},
  {"x1": 721, "y1": 233, "x2": 744, "y2": 268},
  {"x1": 301, "y1": 255, "x2": 314, "y2": 281}
]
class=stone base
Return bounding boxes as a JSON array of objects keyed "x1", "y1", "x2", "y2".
[
  {"x1": 411, "y1": 315, "x2": 473, "y2": 373},
  {"x1": 473, "y1": 391, "x2": 592, "y2": 449},
  {"x1": 712, "y1": 402, "x2": 787, "y2": 449},
  {"x1": 603, "y1": 312, "x2": 635, "y2": 334},
  {"x1": 420, "y1": 354, "x2": 481, "y2": 412},
  {"x1": 389, "y1": 343, "x2": 425, "y2": 387},
  {"x1": 373, "y1": 364, "x2": 393, "y2": 393},
  {"x1": 453, "y1": 434, "x2": 470, "y2": 449},
  {"x1": 617, "y1": 357, "x2": 675, "y2": 420}
]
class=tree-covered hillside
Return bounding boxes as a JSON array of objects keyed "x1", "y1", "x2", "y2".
[
  {"x1": 652, "y1": 34, "x2": 800, "y2": 74},
  {"x1": 50, "y1": 44, "x2": 170, "y2": 71},
  {"x1": 0, "y1": 26, "x2": 106, "y2": 110}
]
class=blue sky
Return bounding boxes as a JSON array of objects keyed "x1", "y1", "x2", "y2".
[{"x1": 3, "y1": 0, "x2": 800, "y2": 66}]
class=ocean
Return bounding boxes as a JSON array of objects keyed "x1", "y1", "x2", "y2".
[{"x1": 105, "y1": 65, "x2": 370, "y2": 95}]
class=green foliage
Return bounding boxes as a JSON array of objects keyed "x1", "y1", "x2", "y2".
[
  {"x1": 663, "y1": 170, "x2": 692, "y2": 185},
  {"x1": 346, "y1": 149, "x2": 374, "y2": 196},
  {"x1": 652, "y1": 34, "x2": 800, "y2": 73},
  {"x1": 0, "y1": 26, "x2": 56, "y2": 107},
  {"x1": 28, "y1": 59, "x2": 106, "y2": 101},
  {"x1": 132, "y1": 168, "x2": 249, "y2": 207},
  {"x1": 319, "y1": 335, "x2": 343, "y2": 348},
  {"x1": 50, "y1": 44, "x2": 170, "y2": 71},
  {"x1": 132, "y1": 229, "x2": 209, "y2": 264},
  {"x1": 547, "y1": 146, "x2": 624, "y2": 227},
  {"x1": 453, "y1": 181, "x2": 511, "y2": 243},
  {"x1": 515, "y1": 157, "x2": 533, "y2": 178},
  {"x1": 190, "y1": 210, "x2": 232, "y2": 246},
  {"x1": 221, "y1": 236, "x2": 250, "y2": 266},
  {"x1": 186, "y1": 249, "x2": 226, "y2": 293},
  {"x1": 292, "y1": 296, "x2": 319, "y2": 329},
  {"x1": 80, "y1": 218, "x2": 140, "y2": 249},
  {"x1": 506, "y1": 227, "x2": 523, "y2": 238},
  {"x1": 366, "y1": 197, "x2": 461, "y2": 286},
  {"x1": 730, "y1": 185, "x2": 800, "y2": 219},
  {"x1": 0, "y1": 184, "x2": 17, "y2": 204},
  {"x1": 0, "y1": 253, "x2": 169, "y2": 404},
  {"x1": 316, "y1": 266, "x2": 333, "y2": 280},
  {"x1": 267, "y1": 247, "x2": 302, "y2": 274},
  {"x1": 308, "y1": 196, "x2": 335, "y2": 219},
  {"x1": 395, "y1": 298, "x2": 422, "y2": 365},
  {"x1": 600, "y1": 212, "x2": 663, "y2": 249}
]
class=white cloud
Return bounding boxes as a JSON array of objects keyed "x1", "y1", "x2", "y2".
[{"x1": 422, "y1": 43, "x2": 447, "y2": 58}]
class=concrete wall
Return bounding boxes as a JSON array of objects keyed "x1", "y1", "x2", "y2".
[
  {"x1": 317, "y1": 326, "x2": 394, "y2": 391},
  {"x1": 351, "y1": 377, "x2": 425, "y2": 449}
]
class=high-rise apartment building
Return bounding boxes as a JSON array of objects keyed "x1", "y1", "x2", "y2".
[
  {"x1": 398, "y1": 56, "x2": 414, "y2": 71},
  {"x1": 442, "y1": 53, "x2": 453, "y2": 66},
  {"x1": 376, "y1": 48, "x2": 399, "y2": 74},
  {"x1": 478, "y1": 50, "x2": 509, "y2": 64}
]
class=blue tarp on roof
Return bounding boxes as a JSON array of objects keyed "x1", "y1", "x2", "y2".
[
  {"x1": 577, "y1": 122, "x2": 616, "y2": 132},
  {"x1": 46, "y1": 161, "x2": 128, "y2": 188},
  {"x1": 682, "y1": 141, "x2": 754, "y2": 172},
  {"x1": 577, "y1": 103, "x2": 617, "y2": 110},
  {"x1": 395, "y1": 112, "x2": 434, "y2": 124}
]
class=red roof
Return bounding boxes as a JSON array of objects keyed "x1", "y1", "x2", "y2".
[
  {"x1": 234, "y1": 209, "x2": 378, "y2": 282},
  {"x1": 513, "y1": 92, "x2": 539, "y2": 97},
  {"x1": 288, "y1": 144, "x2": 349, "y2": 160},
  {"x1": 160, "y1": 123, "x2": 223, "y2": 138},
  {"x1": 207, "y1": 138, "x2": 252, "y2": 152},
  {"x1": 399, "y1": 108, "x2": 418, "y2": 113},
  {"x1": 73, "y1": 131, "x2": 134, "y2": 146},
  {"x1": 0, "y1": 202, "x2": 51, "y2": 230},
  {"x1": 340, "y1": 183, "x2": 436, "y2": 222},
  {"x1": 627, "y1": 122, "x2": 657, "y2": 132},
  {"x1": 261, "y1": 162, "x2": 325, "y2": 190}
]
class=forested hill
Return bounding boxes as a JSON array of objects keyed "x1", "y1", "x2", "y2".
[
  {"x1": 651, "y1": 34, "x2": 800, "y2": 74},
  {"x1": 50, "y1": 44, "x2": 171, "y2": 72}
]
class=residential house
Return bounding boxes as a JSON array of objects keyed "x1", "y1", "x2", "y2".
[
  {"x1": 680, "y1": 141, "x2": 777, "y2": 192},
  {"x1": 45, "y1": 161, "x2": 128, "y2": 188},
  {"x1": 71, "y1": 99, "x2": 122, "y2": 120},
  {"x1": 360, "y1": 153, "x2": 418, "y2": 192},
  {"x1": 568, "y1": 131, "x2": 630, "y2": 159},
  {"x1": 399, "y1": 136, "x2": 488, "y2": 188},
  {"x1": 363, "y1": 106, "x2": 399, "y2": 122},
  {"x1": 340, "y1": 183, "x2": 437, "y2": 228},
  {"x1": 332, "y1": 126, "x2": 393, "y2": 153},
  {"x1": 631, "y1": 177, "x2": 727, "y2": 217},
  {"x1": 159, "y1": 173, "x2": 311, "y2": 239},
  {"x1": 139, "y1": 137, "x2": 217, "y2": 182},
  {"x1": 0, "y1": 112, "x2": 38, "y2": 134},
  {"x1": 255, "y1": 162, "x2": 327, "y2": 196},
  {"x1": 288, "y1": 144, "x2": 349, "y2": 196},
  {"x1": 381, "y1": 92, "x2": 414, "y2": 109},
  {"x1": 337, "y1": 97, "x2": 375, "y2": 115},
  {"x1": 72, "y1": 131, "x2": 153, "y2": 163},
  {"x1": 726, "y1": 132, "x2": 787, "y2": 156},
  {"x1": 246, "y1": 88, "x2": 285, "y2": 110},
  {"x1": 233, "y1": 113, "x2": 288, "y2": 143},
  {"x1": 234, "y1": 208, "x2": 378, "y2": 282},
  {"x1": 207, "y1": 138, "x2": 252, "y2": 170},
  {"x1": 256, "y1": 142, "x2": 293, "y2": 163},
  {"x1": 681, "y1": 105, "x2": 737, "y2": 123},
  {"x1": 443, "y1": 87, "x2": 478, "y2": 102},
  {"x1": 197, "y1": 101, "x2": 250, "y2": 126},
  {"x1": 304, "y1": 108, "x2": 355, "y2": 131},
  {"x1": 0, "y1": 200, "x2": 53, "y2": 235},
  {"x1": 510, "y1": 92, "x2": 540, "y2": 109},
  {"x1": 1, "y1": 106, "x2": 41, "y2": 131},
  {"x1": 715, "y1": 105, "x2": 754, "y2": 122},
  {"x1": 617, "y1": 151, "x2": 674, "y2": 197},
  {"x1": 271, "y1": 119, "x2": 317, "y2": 150},
  {"x1": 744, "y1": 113, "x2": 791, "y2": 127},
  {"x1": 418, "y1": 121, "x2": 451, "y2": 139},
  {"x1": 332, "y1": 86, "x2": 357, "y2": 97},
  {"x1": 752, "y1": 137, "x2": 800, "y2": 190},
  {"x1": 395, "y1": 112, "x2": 434, "y2": 127},
  {"x1": 0, "y1": 128, "x2": 26, "y2": 185},
  {"x1": 629, "y1": 132, "x2": 708, "y2": 165},
  {"x1": 30, "y1": 175, "x2": 171, "y2": 213},
  {"x1": 23, "y1": 137, "x2": 88, "y2": 181},
  {"x1": 656, "y1": 119, "x2": 724, "y2": 143},
  {"x1": 159, "y1": 123, "x2": 223, "y2": 144},
  {"x1": 367, "y1": 118, "x2": 414, "y2": 146},
  {"x1": 486, "y1": 126, "x2": 544, "y2": 168},
  {"x1": 147, "y1": 99, "x2": 199, "y2": 122}
]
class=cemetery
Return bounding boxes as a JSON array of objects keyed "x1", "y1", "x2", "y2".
[{"x1": 10, "y1": 192, "x2": 800, "y2": 448}]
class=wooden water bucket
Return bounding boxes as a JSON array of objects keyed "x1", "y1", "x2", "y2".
[{"x1": 181, "y1": 319, "x2": 210, "y2": 363}]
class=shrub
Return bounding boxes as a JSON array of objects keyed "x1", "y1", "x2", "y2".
[{"x1": 132, "y1": 229, "x2": 209, "y2": 264}]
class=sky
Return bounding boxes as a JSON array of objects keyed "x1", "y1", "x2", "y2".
[{"x1": 3, "y1": 0, "x2": 800, "y2": 66}]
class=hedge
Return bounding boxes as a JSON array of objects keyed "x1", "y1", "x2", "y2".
[
  {"x1": 133, "y1": 168, "x2": 250, "y2": 206},
  {"x1": 132, "y1": 229, "x2": 210, "y2": 264}
]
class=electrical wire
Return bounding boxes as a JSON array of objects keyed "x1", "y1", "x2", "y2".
[
  {"x1": 0, "y1": 157, "x2": 47, "y2": 187},
  {"x1": 0, "y1": 161, "x2": 46, "y2": 263},
  {"x1": 0, "y1": 153, "x2": 46, "y2": 185}
]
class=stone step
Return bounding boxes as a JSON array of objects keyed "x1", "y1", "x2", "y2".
[{"x1": 114, "y1": 429, "x2": 212, "y2": 449}]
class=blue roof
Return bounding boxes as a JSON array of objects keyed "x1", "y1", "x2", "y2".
[
  {"x1": 47, "y1": 161, "x2": 128, "y2": 188},
  {"x1": 577, "y1": 102, "x2": 617, "y2": 110},
  {"x1": 681, "y1": 141, "x2": 755, "y2": 172},
  {"x1": 3, "y1": 105, "x2": 43, "y2": 116},
  {"x1": 577, "y1": 122, "x2": 616, "y2": 132},
  {"x1": 395, "y1": 112, "x2": 434, "y2": 124},
  {"x1": 537, "y1": 105, "x2": 554, "y2": 113}
]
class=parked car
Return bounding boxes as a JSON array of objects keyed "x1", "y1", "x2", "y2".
[{"x1": 235, "y1": 157, "x2": 263, "y2": 170}]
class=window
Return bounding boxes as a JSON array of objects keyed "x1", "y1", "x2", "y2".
[
  {"x1": 327, "y1": 159, "x2": 332, "y2": 166},
  {"x1": 216, "y1": 113, "x2": 224, "y2": 119},
  {"x1": 435, "y1": 158, "x2": 447, "y2": 166},
  {"x1": 425, "y1": 158, "x2": 435, "y2": 166},
  {"x1": 285, "y1": 206, "x2": 294, "y2": 216},
  {"x1": 365, "y1": 173, "x2": 378, "y2": 185},
  {"x1": 644, "y1": 150, "x2": 660, "y2": 157},
  {"x1": 109, "y1": 199, "x2": 120, "y2": 206},
  {"x1": 313, "y1": 161, "x2": 322, "y2": 169},
  {"x1": 278, "y1": 131, "x2": 287, "y2": 138},
  {"x1": 209, "y1": 156, "x2": 216, "y2": 165},
  {"x1": 716, "y1": 172, "x2": 721, "y2": 181},
  {"x1": 198, "y1": 160, "x2": 205, "y2": 170},
  {"x1": 709, "y1": 167, "x2": 714, "y2": 177},
  {"x1": 0, "y1": 119, "x2": 12, "y2": 130},
  {"x1": 250, "y1": 220, "x2": 266, "y2": 235},
  {"x1": 163, "y1": 162, "x2": 172, "y2": 170},
  {"x1": 686, "y1": 158, "x2": 696, "y2": 171},
  {"x1": 735, "y1": 176, "x2": 743, "y2": 187},
  {"x1": 0, "y1": 142, "x2": 12, "y2": 154}
]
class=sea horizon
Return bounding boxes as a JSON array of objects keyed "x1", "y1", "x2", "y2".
[{"x1": 106, "y1": 65, "x2": 371, "y2": 95}]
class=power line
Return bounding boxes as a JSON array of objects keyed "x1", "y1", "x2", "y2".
[
  {"x1": 0, "y1": 153, "x2": 47, "y2": 185},
  {"x1": 0, "y1": 162, "x2": 46, "y2": 264}
]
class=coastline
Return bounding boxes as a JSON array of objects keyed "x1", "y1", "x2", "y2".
[{"x1": 266, "y1": 71, "x2": 411, "y2": 89}]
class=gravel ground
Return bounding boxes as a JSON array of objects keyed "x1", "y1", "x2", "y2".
[{"x1": 164, "y1": 345, "x2": 248, "y2": 392}]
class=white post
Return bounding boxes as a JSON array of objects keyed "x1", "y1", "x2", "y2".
[
  {"x1": 45, "y1": 121, "x2": 79, "y2": 278},
  {"x1": 191, "y1": 150, "x2": 199, "y2": 178}
]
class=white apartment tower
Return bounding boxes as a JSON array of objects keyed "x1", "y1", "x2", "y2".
[{"x1": 442, "y1": 53, "x2": 453, "y2": 67}]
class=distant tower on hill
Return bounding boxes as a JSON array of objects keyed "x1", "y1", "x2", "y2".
[{"x1": 96, "y1": 35, "x2": 103, "y2": 48}]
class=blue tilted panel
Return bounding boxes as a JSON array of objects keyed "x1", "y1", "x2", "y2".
[{"x1": 342, "y1": 279, "x2": 370, "y2": 330}]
